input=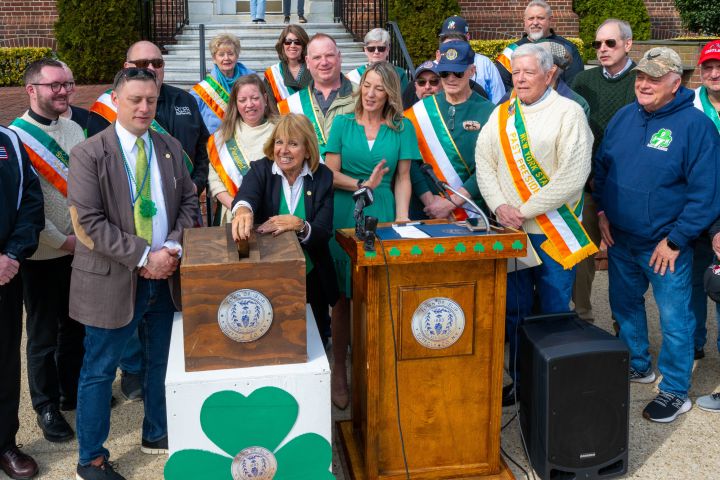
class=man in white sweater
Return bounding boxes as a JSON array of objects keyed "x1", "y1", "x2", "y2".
[
  {"x1": 475, "y1": 44, "x2": 595, "y2": 406},
  {"x1": 9, "y1": 59, "x2": 86, "y2": 442}
]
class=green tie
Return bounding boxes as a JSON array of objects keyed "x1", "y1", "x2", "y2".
[{"x1": 134, "y1": 138, "x2": 153, "y2": 244}]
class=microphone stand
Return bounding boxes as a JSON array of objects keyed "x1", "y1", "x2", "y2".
[{"x1": 440, "y1": 183, "x2": 491, "y2": 233}]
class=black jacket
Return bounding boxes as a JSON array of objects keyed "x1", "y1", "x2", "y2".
[
  {"x1": 232, "y1": 158, "x2": 339, "y2": 306},
  {"x1": 86, "y1": 83, "x2": 210, "y2": 194},
  {"x1": 0, "y1": 126, "x2": 44, "y2": 261}
]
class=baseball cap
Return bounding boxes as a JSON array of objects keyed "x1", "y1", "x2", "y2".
[
  {"x1": 414, "y1": 60, "x2": 439, "y2": 77},
  {"x1": 634, "y1": 47, "x2": 683, "y2": 77},
  {"x1": 704, "y1": 262, "x2": 720, "y2": 303},
  {"x1": 535, "y1": 40, "x2": 573, "y2": 71},
  {"x1": 440, "y1": 16, "x2": 469, "y2": 38},
  {"x1": 698, "y1": 40, "x2": 720, "y2": 65},
  {"x1": 437, "y1": 41, "x2": 475, "y2": 73}
]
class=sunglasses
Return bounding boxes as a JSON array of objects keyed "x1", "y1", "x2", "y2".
[
  {"x1": 365, "y1": 45, "x2": 387, "y2": 53},
  {"x1": 128, "y1": 58, "x2": 165, "y2": 69},
  {"x1": 32, "y1": 82, "x2": 75, "y2": 93},
  {"x1": 448, "y1": 105, "x2": 456, "y2": 131},
  {"x1": 591, "y1": 39, "x2": 618, "y2": 49},
  {"x1": 118, "y1": 67, "x2": 157, "y2": 81},
  {"x1": 416, "y1": 78, "x2": 440, "y2": 87},
  {"x1": 283, "y1": 39, "x2": 303, "y2": 46},
  {"x1": 439, "y1": 71, "x2": 465, "y2": 79}
]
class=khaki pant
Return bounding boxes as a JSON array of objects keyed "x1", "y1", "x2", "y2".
[{"x1": 572, "y1": 193, "x2": 601, "y2": 320}]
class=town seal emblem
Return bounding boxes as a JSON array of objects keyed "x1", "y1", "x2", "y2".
[
  {"x1": 218, "y1": 289, "x2": 273, "y2": 343},
  {"x1": 411, "y1": 297, "x2": 465, "y2": 349}
]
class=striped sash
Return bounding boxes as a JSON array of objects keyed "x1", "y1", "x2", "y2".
[
  {"x1": 404, "y1": 96, "x2": 473, "y2": 220},
  {"x1": 10, "y1": 118, "x2": 69, "y2": 197},
  {"x1": 265, "y1": 63, "x2": 292, "y2": 103},
  {"x1": 498, "y1": 96, "x2": 597, "y2": 269},
  {"x1": 278, "y1": 87, "x2": 327, "y2": 157},
  {"x1": 695, "y1": 86, "x2": 720, "y2": 133},
  {"x1": 496, "y1": 43, "x2": 519, "y2": 73},
  {"x1": 345, "y1": 64, "x2": 367, "y2": 85},
  {"x1": 207, "y1": 130, "x2": 251, "y2": 198},
  {"x1": 191, "y1": 75, "x2": 229, "y2": 121}
]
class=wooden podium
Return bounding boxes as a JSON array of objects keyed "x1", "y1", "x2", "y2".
[{"x1": 336, "y1": 221, "x2": 525, "y2": 480}]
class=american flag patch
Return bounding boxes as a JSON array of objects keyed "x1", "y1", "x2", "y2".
[{"x1": 0, "y1": 146, "x2": 8, "y2": 160}]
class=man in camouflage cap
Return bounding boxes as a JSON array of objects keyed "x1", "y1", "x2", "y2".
[{"x1": 593, "y1": 46, "x2": 720, "y2": 423}]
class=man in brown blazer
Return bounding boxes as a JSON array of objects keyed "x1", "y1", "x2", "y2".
[{"x1": 67, "y1": 67, "x2": 197, "y2": 480}]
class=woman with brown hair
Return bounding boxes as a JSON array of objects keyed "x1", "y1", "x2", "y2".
[{"x1": 264, "y1": 25, "x2": 312, "y2": 106}]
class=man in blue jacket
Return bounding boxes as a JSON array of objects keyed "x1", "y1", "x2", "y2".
[{"x1": 594, "y1": 47, "x2": 720, "y2": 423}]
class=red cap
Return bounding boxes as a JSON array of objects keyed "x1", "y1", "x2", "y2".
[{"x1": 698, "y1": 40, "x2": 720, "y2": 65}]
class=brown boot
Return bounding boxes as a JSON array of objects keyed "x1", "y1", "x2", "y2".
[{"x1": 331, "y1": 369, "x2": 349, "y2": 410}]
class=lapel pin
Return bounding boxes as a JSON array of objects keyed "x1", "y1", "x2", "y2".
[
  {"x1": 165, "y1": 152, "x2": 171, "y2": 159},
  {"x1": 306, "y1": 191, "x2": 312, "y2": 196}
]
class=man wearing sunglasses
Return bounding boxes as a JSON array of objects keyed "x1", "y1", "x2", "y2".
[
  {"x1": 9, "y1": 58, "x2": 86, "y2": 446},
  {"x1": 571, "y1": 19, "x2": 636, "y2": 325},
  {"x1": 406, "y1": 41, "x2": 495, "y2": 221},
  {"x1": 68, "y1": 67, "x2": 197, "y2": 480}
]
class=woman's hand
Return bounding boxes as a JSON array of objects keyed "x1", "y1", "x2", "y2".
[
  {"x1": 365, "y1": 159, "x2": 389, "y2": 190},
  {"x1": 257, "y1": 214, "x2": 304, "y2": 236},
  {"x1": 231, "y1": 207, "x2": 254, "y2": 241}
]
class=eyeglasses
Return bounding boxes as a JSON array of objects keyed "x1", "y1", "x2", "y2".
[
  {"x1": 416, "y1": 78, "x2": 440, "y2": 87},
  {"x1": 365, "y1": 46, "x2": 387, "y2": 53},
  {"x1": 591, "y1": 39, "x2": 618, "y2": 49},
  {"x1": 128, "y1": 58, "x2": 165, "y2": 69},
  {"x1": 439, "y1": 71, "x2": 465, "y2": 79},
  {"x1": 448, "y1": 105, "x2": 456, "y2": 131},
  {"x1": 32, "y1": 82, "x2": 75, "y2": 93},
  {"x1": 283, "y1": 39, "x2": 303, "y2": 46}
]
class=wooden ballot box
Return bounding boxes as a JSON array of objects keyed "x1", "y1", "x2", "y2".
[
  {"x1": 180, "y1": 225, "x2": 307, "y2": 372},
  {"x1": 336, "y1": 221, "x2": 524, "y2": 480}
]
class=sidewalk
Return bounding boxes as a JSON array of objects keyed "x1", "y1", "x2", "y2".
[{"x1": 0, "y1": 84, "x2": 110, "y2": 125}]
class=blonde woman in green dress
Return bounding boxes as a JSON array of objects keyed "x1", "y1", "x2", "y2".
[{"x1": 325, "y1": 61, "x2": 421, "y2": 409}]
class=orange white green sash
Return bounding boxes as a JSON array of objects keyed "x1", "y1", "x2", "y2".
[
  {"x1": 265, "y1": 63, "x2": 292, "y2": 103},
  {"x1": 278, "y1": 87, "x2": 327, "y2": 157},
  {"x1": 404, "y1": 96, "x2": 472, "y2": 220},
  {"x1": 498, "y1": 96, "x2": 597, "y2": 269},
  {"x1": 346, "y1": 64, "x2": 367, "y2": 85},
  {"x1": 191, "y1": 75, "x2": 229, "y2": 121},
  {"x1": 496, "y1": 43, "x2": 518, "y2": 73},
  {"x1": 89, "y1": 90, "x2": 194, "y2": 174},
  {"x1": 207, "y1": 130, "x2": 250, "y2": 198},
  {"x1": 10, "y1": 118, "x2": 69, "y2": 197}
]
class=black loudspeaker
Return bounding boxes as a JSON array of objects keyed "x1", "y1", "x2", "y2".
[{"x1": 518, "y1": 312, "x2": 630, "y2": 480}]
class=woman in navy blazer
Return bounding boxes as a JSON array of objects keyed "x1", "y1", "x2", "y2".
[{"x1": 231, "y1": 113, "x2": 337, "y2": 344}]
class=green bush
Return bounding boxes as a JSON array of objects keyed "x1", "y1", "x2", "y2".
[
  {"x1": 469, "y1": 38, "x2": 585, "y2": 61},
  {"x1": 390, "y1": 0, "x2": 461, "y2": 64},
  {"x1": 674, "y1": 0, "x2": 720, "y2": 36},
  {"x1": 573, "y1": 0, "x2": 651, "y2": 60},
  {"x1": 0, "y1": 48, "x2": 55, "y2": 86},
  {"x1": 54, "y1": 0, "x2": 140, "y2": 83}
]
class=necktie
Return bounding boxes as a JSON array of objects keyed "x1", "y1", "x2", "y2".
[{"x1": 134, "y1": 137, "x2": 153, "y2": 244}]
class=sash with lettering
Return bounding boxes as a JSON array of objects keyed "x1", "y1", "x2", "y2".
[
  {"x1": 89, "y1": 90, "x2": 194, "y2": 174},
  {"x1": 496, "y1": 42, "x2": 519, "y2": 74},
  {"x1": 264, "y1": 63, "x2": 293, "y2": 103},
  {"x1": 345, "y1": 64, "x2": 367, "y2": 85},
  {"x1": 278, "y1": 87, "x2": 327, "y2": 157},
  {"x1": 695, "y1": 86, "x2": 720, "y2": 133},
  {"x1": 191, "y1": 75, "x2": 229, "y2": 122},
  {"x1": 404, "y1": 95, "x2": 473, "y2": 220},
  {"x1": 207, "y1": 129, "x2": 251, "y2": 198},
  {"x1": 9, "y1": 118, "x2": 69, "y2": 197},
  {"x1": 498, "y1": 95, "x2": 597, "y2": 269}
]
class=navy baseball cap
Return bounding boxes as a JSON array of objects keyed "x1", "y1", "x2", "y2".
[
  {"x1": 437, "y1": 41, "x2": 475, "y2": 73},
  {"x1": 440, "y1": 16, "x2": 469, "y2": 37},
  {"x1": 414, "y1": 60, "x2": 439, "y2": 77}
]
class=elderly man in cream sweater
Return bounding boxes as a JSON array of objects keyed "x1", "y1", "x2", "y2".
[{"x1": 475, "y1": 43, "x2": 595, "y2": 406}]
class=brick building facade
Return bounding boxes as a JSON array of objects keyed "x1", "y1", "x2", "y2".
[{"x1": 0, "y1": 1, "x2": 59, "y2": 48}]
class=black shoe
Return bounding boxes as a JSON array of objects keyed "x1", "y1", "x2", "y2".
[
  {"x1": 502, "y1": 383, "x2": 517, "y2": 407},
  {"x1": 60, "y1": 398, "x2": 77, "y2": 411},
  {"x1": 284, "y1": 16, "x2": 290, "y2": 24},
  {"x1": 298, "y1": 15, "x2": 307, "y2": 23},
  {"x1": 695, "y1": 348, "x2": 705, "y2": 360},
  {"x1": 76, "y1": 460, "x2": 125, "y2": 480},
  {"x1": 0, "y1": 445, "x2": 39, "y2": 480},
  {"x1": 642, "y1": 391, "x2": 691, "y2": 423},
  {"x1": 37, "y1": 405, "x2": 74, "y2": 442},
  {"x1": 257, "y1": 18, "x2": 266, "y2": 23},
  {"x1": 120, "y1": 372, "x2": 143, "y2": 401},
  {"x1": 140, "y1": 436, "x2": 168, "y2": 455}
]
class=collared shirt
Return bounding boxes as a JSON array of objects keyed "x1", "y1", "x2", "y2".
[
  {"x1": 603, "y1": 57, "x2": 633, "y2": 79},
  {"x1": 115, "y1": 122, "x2": 181, "y2": 264},
  {"x1": 312, "y1": 86, "x2": 340, "y2": 115},
  {"x1": 521, "y1": 87, "x2": 553, "y2": 107}
]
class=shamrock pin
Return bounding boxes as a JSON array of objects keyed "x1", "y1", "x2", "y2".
[
  {"x1": 454, "y1": 242, "x2": 467, "y2": 253},
  {"x1": 410, "y1": 245, "x2": 422, "y2": 256},
  {"x1": 433, "y1": 244, "x2": 446, "y2": 254},
  {"x1": 389, "y1": 247, "x2": 401, "y2": 257},
  {"x1": 473, "y1": 242, "x2": 485, "y2": 253},
  {"x1": 164, "y1": 388, "x2": 334, "y2": 480},
  {"x1": 492, "y1": 241, "x2": 504, "y2": 251}
]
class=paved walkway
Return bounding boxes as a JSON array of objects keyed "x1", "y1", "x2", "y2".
[{"x1": 0, "y1": 85, "x2": 110, "y2": 125}]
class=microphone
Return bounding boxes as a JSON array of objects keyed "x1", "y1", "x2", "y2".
[
  {"x1": 352, "y1": 186, "x2": 374, "y2": 222},
  {"x1": 420, "y1": 163, "x2": 447, "y2": 195}
]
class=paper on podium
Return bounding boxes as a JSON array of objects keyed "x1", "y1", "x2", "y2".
[
  {"x1": 392, "y1": 225, "x2": 431, "y2": 239},
  {"x1": 508, "y1": 234, "x2": 542, "y2": 272}
]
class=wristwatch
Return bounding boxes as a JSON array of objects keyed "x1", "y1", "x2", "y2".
[
  {"x1": 357, "y1": 178, "x2": 365, "y2": 189},
  {"x1": 296, "y1": 221, "x2": 310, "y2": 237},
  {"x1": 666, "y1": 238, "x2": 680, "y2": 251},
  {"x1": 4, "y1": 252, "x2": 18, "y2": 261}
]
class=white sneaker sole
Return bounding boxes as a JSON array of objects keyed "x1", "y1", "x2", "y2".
[
  {"x1": 644, "y1": 398, "x2": 692, "y2": 423},
  {"x1": 696, "y1": 401, "x2": 720, "y2": 413},
  {"x1": 140, "y1": 446, "x2": 168, "y2": 455},
  {"x1": 630, "y1": 371, "x2": 656, "y2": 384}
]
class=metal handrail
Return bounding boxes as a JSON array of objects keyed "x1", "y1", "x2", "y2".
[
  {"x1": 387, "y1": 21, "x2": 415, "y2": 81},
  {"x1": 334, "y1": 0, "x2": 388, "y2": 42},
  {"x1": 137, "y1": 0, "x2": 190, "y2": 51}
]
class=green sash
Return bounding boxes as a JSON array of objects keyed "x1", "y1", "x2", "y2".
[
  {"x1": 226, "y1": 135, "x2": 251, "y2": 175},
  {"x1": 699, "y1": 86, "x2": 720, "y2": 133},
  {"x1": 205, "y1": 75, "x2": 230, "y2": 104},
  {"x1": 149, "y1": 120, "x2": 194, "y2": 174},
  {"x1": 297, "y1": 88, "x2": 327, "y2": 158},
  {"x1": 10, "y1": 118, "x2": 69, "y2": 168},
  {"x1": 278, "y1": 181, "x2": 314, "y2": 273}
]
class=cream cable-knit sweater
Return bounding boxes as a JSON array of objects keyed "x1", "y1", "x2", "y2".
[
  {"x1": 475, "y1": 90, "x2": 593, "y2": 235},
  {"x1": 20, "y1": 112, "x2": 85, "y2": 260}
]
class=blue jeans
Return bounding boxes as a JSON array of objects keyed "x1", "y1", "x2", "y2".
[
  {"x1": 119, "y1": 330, "x2": 142, "y2": 375},
  {"x1": 691, "y1": 235, "x2": 720, "y2": 352},
  {"x1": 76, "y1": 278, "x2": 175, "y2": 465},
  {"x1": 608, "y1": 238, "x2": 694, "y2": 398},
  {"x1": 250, "y1": 0, "x2": 266, "y2": 19},
  {"x1": 507, "y1": 233, "x2": 576, "y2": 380}
]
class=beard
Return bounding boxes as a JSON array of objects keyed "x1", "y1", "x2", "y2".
[{"x1": 527, "y1": 31, "x2": 546, "y2": 42}]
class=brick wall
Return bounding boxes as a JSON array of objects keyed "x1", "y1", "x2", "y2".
[{"x1": 0, "y1": 0, "x2": 58, "y2": 48}]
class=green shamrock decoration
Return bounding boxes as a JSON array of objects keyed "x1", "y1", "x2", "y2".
[
  {"x1": 389, "y1": 247, "x2": 401, "y2": 257},
  {"x1": 139, "y1": 198, "x2": 157, "y2": 218},
  {"x1": 364, "y1": 250, "x2": 377, "y2": 258},
  {"x1": 474, "y1": 242, "x2": 485, "y2": 253},
  {"x1": 433, "y1": 244, "x2": 446, "y2": 254},
  {"x1": 492, "y1": 241, "x2": 504, "y2": 251},
  {"x1": 410, "y1": 245, "x2": 422, "y2": 256},
  {"x1": 454, "y1": 242, "x2": 467, "y2": 253},
  {"x1": 164, "y1": 388, "x2": 334, "y2": 480},
  {"x1": 511, "y1": 240, "x2": 524, "y2": 251}
]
